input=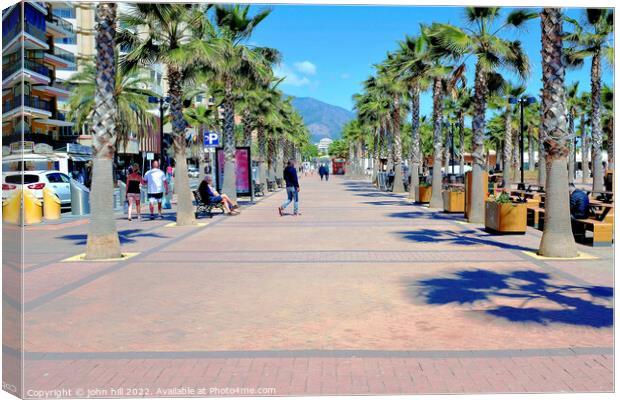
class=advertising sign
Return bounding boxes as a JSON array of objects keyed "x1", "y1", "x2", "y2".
[{"x1": 215, "y1": 147, "x2": 251, "y2": 196}]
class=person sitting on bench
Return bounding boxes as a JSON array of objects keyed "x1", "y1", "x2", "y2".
[
  {"x1": 198, "y1": 175, "x2": 239, "y2": 215},
  {"x1": 569, "y1": 183, "x2": 590, "y2": 236}
]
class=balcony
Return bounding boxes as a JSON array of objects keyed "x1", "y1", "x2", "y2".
[
  {"x1": 45, "y1": 45, "x2": 76, "y2": 69},
  {"x1": 46, "y1": 14, "x2": 74, "y2": 38},
  {"x1": 3, "y1": 23, "x2": 48, "y2": 52},
  {"x1": 2, "y1": 59, "x2": 51, "y2": 85},
  {"x1": 3, "y1": 95, "x2": 52, "y2": 117}
]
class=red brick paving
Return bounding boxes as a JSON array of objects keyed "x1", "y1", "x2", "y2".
[{"x1": 3, "y1": 176, "x2": 614, "y2": 396}]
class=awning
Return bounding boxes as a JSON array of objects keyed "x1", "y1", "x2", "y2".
[{"x1": 68, "y1": 155, "x2": 91, "y2": 162}]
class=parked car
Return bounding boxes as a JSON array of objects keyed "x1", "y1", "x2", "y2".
[
  {"x1": 187, "y1": 166, "x2": 200, "y2": 178},
  {"x1": 2, "y1": 170, "x2": 73, "y2": 207}
]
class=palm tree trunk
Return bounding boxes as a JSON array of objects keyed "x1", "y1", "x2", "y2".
[
  {"x1": 582, "y1": 119, "x2": 590, "y2": 183},
  {"x1": 512, "y1": 133, "x2": 519, "y2": 183},
  {"x1": 257, "y1": 121, "x2": 268, "y2": 189},
  {"x1": 85, "y1": 3, "x2": 121, "y2": 260},
  {"x1": 409, "y1": 85, "x2": 421, "y2": 199},
  {"x1": 372, "y1": 129, "x2": 379, "y2": 185},
  {"x1": 590, "y1": 50, "x2": 604, "y2": 192},
  {"x1": 468, "y1": 62, "x2": 488, "y2": 222},
  {"x1": 242, "y1": 110, "x2": 253, "y2": 147},
  {"x1": 538, "y1": 102, "x2": 546, "y2": 187},
  {"x1": 503, "y1": 106, "x2": 513, "y2": 188},
  {"x1": 222, "y1": 77, "x2": 237, "y2": 202},
  {"x1": 459, "y1": 112, "x2": 465, "y2": 176},
  {"x1": 430, "y1": 77, "x2": 444, "y2": 209},
  {"x1": 608, "y1": 119, "x2": 614, "y2": 170},
  {"x1": 392, "y1": 95, "x2": 405, "y2": 193},
  {"x1": 443, "y1": 124, "x2": 450, "y2": 172},
  {"x1": 538, "y1": 8, "x2": 577, "y2": 257},
  {"x1": 167, "y1": 65, "x2": 195, "y2": 226},
  {"x1": 276, "y1": 138, "x2": 284, "y2": 186},
  {"x1": 568, "y1": 113, "x2": 575, "y2": 183}
]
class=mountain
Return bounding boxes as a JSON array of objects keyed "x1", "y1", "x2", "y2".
[{"x1": 289, "y1": 96, "x2": 354, "y2": 143}]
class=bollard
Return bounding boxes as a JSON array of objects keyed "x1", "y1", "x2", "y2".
[
  {"x1": 2, "y1": 189, "x2": 21, "y2": 225},
  {"x1": 43, "y1": 187, "x2": 61, "y2": 220},
  {"x1": 70, "y1": 180, "x2": 90, "y2": 216},
  {"x1": 23, "y1": 189, "x2": 43, "y2": 225}
]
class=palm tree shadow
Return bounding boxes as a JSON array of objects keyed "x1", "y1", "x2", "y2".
[
  {"x1": 58, "y1": 229, "x2": 169, "y2": 245},
  {"x1": 406, "y1": 269, "x2": 613, "y2": 327},
  {"x1": 395, "y1": 228, "x2": 534, "y2": 251},
  {"x1": 388, "y1": 211, "x2": 462, "y2": 220}
]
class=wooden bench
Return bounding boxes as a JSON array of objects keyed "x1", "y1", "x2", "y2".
[{"x1": 573, "y1": 218, "x2": 613, "y2": 247}]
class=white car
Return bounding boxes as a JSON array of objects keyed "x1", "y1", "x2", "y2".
[
  {"x1": 2, "y1": 170, "x2": 73, "y2": 207},
  {"x1": 187, "y1": 166, "x2": 200, "y2": 178}
]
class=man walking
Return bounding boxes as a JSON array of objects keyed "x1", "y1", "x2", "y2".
[
  {"x1": 143, "y1": 160, "x2": 168, "y2": 220},
  {"x1": 278, "y1": 160, "x2": 301, "y2": 216}
]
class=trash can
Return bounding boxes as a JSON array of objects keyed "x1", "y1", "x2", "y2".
[
  {"x1": 71, "y1": 180, "x2": 90, "y2": 216},
  {"x1": 23, "y1": 189, "x2": 43, "y2": 225},
  {"x1": 43, "y1": 187, "x2": 61, "y2": 220},
  {"x1": 117, "y1": 181, "x2": 128, "y2": 213},
  {"x1": 2, "y1": 189, "x2": 21, "y2": 225}
]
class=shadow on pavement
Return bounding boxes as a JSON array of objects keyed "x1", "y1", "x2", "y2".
[
  {"x1": 363, "y1": 200, "x2": 413, "y2": 207},
  {"x1": 58, "y1": 229, "x2": 169, "y2": 245},
  {"x1": 388, "y1": 211, "x2": 462, "y2": 220},
  {"x1": 395, "y1": 228, "x2": 534, "y2": 251},
  {"x1": 406, "y1": 269, "x2": 613, "y2": 327}
]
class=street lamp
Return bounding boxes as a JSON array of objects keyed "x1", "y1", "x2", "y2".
[
  {"x1": 508, "y1": 96, "x2": 537, "y2": 185},
  {"x1": 148, "y1": 95, "x2": 171, "y2": 168}
]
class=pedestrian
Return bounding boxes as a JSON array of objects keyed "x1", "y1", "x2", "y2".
[
  {"x1": 126, "y1": 163, "x2": 143, "y2": 221},
  {"x1": 198, "y1": 175, "x2": 239, "y2": 215},
  {"x1": 278, "y1": 159, "x2": 301, "y2": 216},
  {"x1": 318, "y1": 165, "x2": 324, "y2": 180},
  {"x1": 142, "y1": 160, "x2": 168, "y2": 220},
  {"x1": 324, "y1": 165, "x2": 330, "y2": 181}
]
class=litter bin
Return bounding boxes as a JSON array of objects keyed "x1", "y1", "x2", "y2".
[
  {"x1": 23, "y1": 189, "x2": 43, "y2": 225},
  {"x1": 2, "y1": 189, "x2": 21, "y2": 225},
  {"x1": 71, "y1": 180, "x2": 90, "y2": 216},
  {"x1": 43, "y1": 187, "x2": 61, "y2": 220}
]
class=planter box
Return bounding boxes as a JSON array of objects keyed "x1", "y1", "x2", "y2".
[
  {"x1": 416, "y1": 186, "x2": 432, "y2": 203},
  {"x1": 485, "y1": 200, "x2": 527, "y2": 234},
  {"x1": 442, "y1": 190, "x2": 465, "y2": 213}
]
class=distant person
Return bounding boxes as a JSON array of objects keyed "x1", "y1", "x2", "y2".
[
  {"x1": 126, "y1": 163, "x2": 143, "y2": 221},
  {"x1": 319, "y1": 165, "x2": 325, "y2": 180},
  {"x1": 198, "y1": 175, "x2": 239, "y2": 215},
  {"x1": 278, "y1": 160, "x2": 300, "y2": 216},
  {"x1": 142, "y1": 160, "x2": 168, "y2": 220},
  {"x1": 569, "y1": 183, "x2": 590, "y2": 238},
  {"x1": 324, "y1": 165, "x2": 330, "y2": 181}
]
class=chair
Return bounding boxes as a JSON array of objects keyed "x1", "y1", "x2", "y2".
[{"x1": 193, "y1": 189, "x2": 225, "y2": 218}]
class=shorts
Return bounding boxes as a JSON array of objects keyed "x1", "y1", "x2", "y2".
[
  {"x1": 211, "y1": 195, "x2": 223, "y2": 203},
  {"x1": 127, "y1": 193, "x2": 141, "y2": 204},
  {"x1": 148, "y1": 192, "x2": 164, "y2": 204}
]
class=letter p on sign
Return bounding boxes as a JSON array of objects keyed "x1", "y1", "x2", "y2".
[{"x1": 203, "y1": 131, "x2": 220, "y2": 147}]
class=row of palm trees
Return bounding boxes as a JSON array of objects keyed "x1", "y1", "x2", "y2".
[
  {"x1": 343, "y1": 7, "x2": 613, "y2": 258},
  {"x1": 83, "y1": 3, "x2": 310, "y2": 259}
]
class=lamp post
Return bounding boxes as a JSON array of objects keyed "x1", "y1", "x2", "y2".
[
  {"x1": 148, "y1": 95, "x2": 170, "y2": 168},
  {"x1": 450, "y1": 122, "x2": 455, "y2": 175},
  {"x1": 508, "y1": 96, "x2": 537, "y2": 184}
]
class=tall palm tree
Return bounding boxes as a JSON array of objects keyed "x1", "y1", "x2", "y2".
[
  {"x1": 393, "y1": 35, "x2": 433, "y2": 199},
  {"x1": 67, "y1": 61, "x2": 156, "y2": 154},
  {"x1": 119, "y1": 3, "x2": 216, "y2": 226},
  {"x1": 566, "y1": 82, "x2": 580, "y2": 183},
  {"x1": 429, "y1": 7, "x2": 534, "y2": 222},
  {"x1": 85, "y1": 3, "x2": 120, "y2": 260},
  {"x1": 565, "y1": 8, "x2": 614, "y2": 191},
  {"x1": 208, "y1": 4, "x2": 279, "y2": 201},
  {"x1": 538, "y1": 8, "x2": 577, "y2": 258},
  {"x1": 577, "y1": 92, "x2": 592, "y2": 183},
  {"x1": 343, "y1": 120, "x2": 365, "y2": 178},
  {"x1": 498, "y1": 82, "x2": 526, "y2": 188}
]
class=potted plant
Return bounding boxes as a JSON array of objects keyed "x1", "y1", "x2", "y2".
[
  {"x1": 443, "y1": 186, "x2": 465, "y2": 213},
  {"x1": 416, "y1": 182, "x2": 432, "y2": 203},
  {"x1": 485, "y1": 192, "x2": 527, "y2": 234}
]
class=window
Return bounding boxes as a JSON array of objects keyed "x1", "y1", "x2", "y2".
[
  {"x1": 6, "y1": 174, "x2": 39, "y2": 184},
  {"x1": 46, "y1": 173, "x2": 63, "y2": 183},
  {"x1": 58, "y1": 173, "x2": 71, "y2": 183},
  {"x1": 56, "y1": 36, "x2": 77, "y2": 45},
  {"x1": 53, "y1": 8, "x2": 75, "y2": 19}
]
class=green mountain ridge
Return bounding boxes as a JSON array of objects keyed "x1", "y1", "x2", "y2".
[{"x1": 289, "y1": 96, "x2": 354, "y2": 143}]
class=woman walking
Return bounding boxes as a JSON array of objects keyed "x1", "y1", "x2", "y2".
[{"x1": 126, "y1": 163, "x2": 143, "y2": 221}]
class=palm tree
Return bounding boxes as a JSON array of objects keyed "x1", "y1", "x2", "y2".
[
  {"x1": 119, "y1": 3, "x2": 216, "y2": 226},
  {"x1": 538, "y1": 8, "x2": 577, "y2": 258},
  {"x1": 601, "y1": 85, "x2": 613, "y2": 170},
  {"x1": 342, "y1": 120, "x2": 365, "y2": 178},
  {"x1": 498, "y1": 82, "x2": 526, "y2": 188},
  {"x1": 67, "y1": 61, "x2": 156, "y2": 154},
  {"x1": 577, "y1": 92, "x2": 592, "y2": 183},
  {"x1": 429, "y1": 7, "x2": 534, "y2": 222},
  {"x1": 565, "y1": 8, "x2": 614, "y2": 191},
  {"x1": 85, "y1": 3, "x2": 121, "y2": 260},
  {"x1": 208, "y1": 4, "x2": 279, "y2": 201},
  {"x1": 566, "y1": 82, "x2": 580, "y2": 183}
]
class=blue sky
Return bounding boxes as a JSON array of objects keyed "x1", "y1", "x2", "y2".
[{"x1": 250, "y1": 5, "x2": 613, "y2": 115}]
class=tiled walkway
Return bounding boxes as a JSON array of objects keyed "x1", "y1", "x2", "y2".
[{"x1": 3, "y1": 175, "x2": 614, "y2": 396}]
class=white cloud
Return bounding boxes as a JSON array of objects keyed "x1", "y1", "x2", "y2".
[
  {"x1": 293, "y1": 61, "x2": 317, "y2": 75},
  {"x1": 274, "y1": 64, "x2": 311, "y2": 87}
]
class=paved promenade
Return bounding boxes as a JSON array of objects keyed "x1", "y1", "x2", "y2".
[{"x1": 3, "y1": 175, "x2": 613, "y2": 396}]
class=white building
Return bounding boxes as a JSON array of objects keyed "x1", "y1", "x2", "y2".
[{"x1": 317, "y1": 138, "x2": 333, "y2": 153}]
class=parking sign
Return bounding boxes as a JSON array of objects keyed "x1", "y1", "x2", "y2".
[{"x1": 203, "y1": 131, "x2": 220, "y2": 147}]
